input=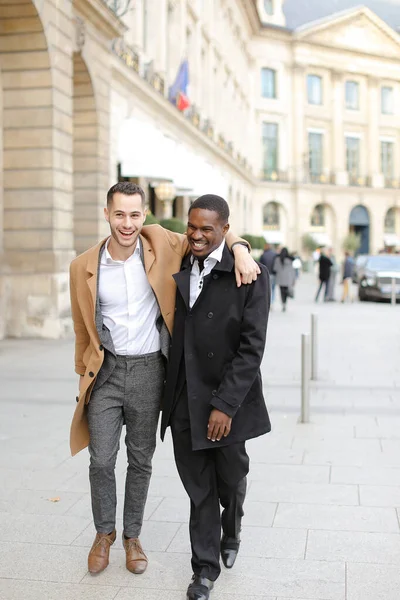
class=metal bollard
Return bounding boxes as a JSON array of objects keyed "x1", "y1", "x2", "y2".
[
  {"x1": 311, "y1": 313, "x2": 318, "y2": 381},
  {"x1": 392, "y1": 278, "x2": 397, "y2": 306},
  {"x1": 301, "y1": 333, "x2": 311, "y2": 423}
]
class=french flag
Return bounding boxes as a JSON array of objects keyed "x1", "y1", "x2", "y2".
[{"x1": 168, "y1": 59, "x2": 190, "y2": 112}]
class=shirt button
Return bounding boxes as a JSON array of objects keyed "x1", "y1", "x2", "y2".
[
  {"x1": 212, "y1": 274, "x2": 218, "y2": 280},
  {"x1": 89, "y1": 371, "x2": 94, "y2": 377},
  {"x1": 207, "y1": 312, "x2": 214, "y2": 318},
  {"x1": 207, "y1": 352, "x2": 214, "y2": 359},
  {"x1": 212, "y1": 390, "x2": 217, "y2": 396}
]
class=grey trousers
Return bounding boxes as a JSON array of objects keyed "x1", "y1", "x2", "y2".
[{"x1": 87, "y1": 351, "x2": 164, "y2": 538}]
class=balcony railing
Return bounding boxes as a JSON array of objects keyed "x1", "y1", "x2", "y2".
[
  {"x1": 384, "y1": 177, "x2": 399, "y2": 189},
  {"x1": 262, "y1": 170, "x2": 289, "y2": 182},
  {"x1": 309, "y1": 172, "x2": 329, "y2": 184},
  {"x1": 111, "y1": 38, "x2": 140, "y2": 73},
  {"x1": 348, "y1": 173, "x2": 367, "y2": 187}
]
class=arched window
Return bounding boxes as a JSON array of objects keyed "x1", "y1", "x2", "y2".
[
  {"x1": 311, "y1": 204, "x2": 325, "y2": 227},
  {"x1": 263, "y1": 201, "x2": 280, "y2": 228},
  {"x1": 264, "y1": 0, "x2": 273, "y2": 16},
  {"x1": 385, "y1": 207, "x2": 396, "y2": 233}
]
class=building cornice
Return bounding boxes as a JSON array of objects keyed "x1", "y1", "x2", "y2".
[
  {"x1": 73, "y1": 0, "x2": 127, "y2": 40},
  {"x1": 238, "y1": 0, "x2": 261, "y2": 34}
]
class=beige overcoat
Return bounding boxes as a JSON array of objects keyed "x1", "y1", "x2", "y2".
[{"x1": 69, "y1": 224, "x2": 243, "y2": 456}]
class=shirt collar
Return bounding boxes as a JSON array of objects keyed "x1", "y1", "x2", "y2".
[
  {"x1": 190, "y1": 239, "x2": 226, "y2": 266},
  {"x1": 104, "y1": 236, "x2": 141, "y2": 264}
]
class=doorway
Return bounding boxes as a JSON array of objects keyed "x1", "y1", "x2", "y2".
[{"x1": 349, "y1": 205, "x2": 370, "y2": 254}]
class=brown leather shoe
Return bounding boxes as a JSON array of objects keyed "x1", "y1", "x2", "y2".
[
  {"x1": 88, "y1": 530, "x2": 116, "y2": 574},
  {"x1": 123, "y1": 535, "x2": 148, "y2": 574}
]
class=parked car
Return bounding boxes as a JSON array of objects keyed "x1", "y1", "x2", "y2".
[
  {"x1": 358, "y1": 255, "x2": 400, "y2": 302},
  {"x1": 352, "y1": 254, "x2": 370, "y2": 283}
]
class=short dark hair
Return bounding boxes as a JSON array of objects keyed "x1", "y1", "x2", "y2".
[
  {"x1": 188, "y1": 194, "x2": 230, "y2": 224},
  {"x1": 107, "y1": 182, "x2": 146, "y2": 208}
]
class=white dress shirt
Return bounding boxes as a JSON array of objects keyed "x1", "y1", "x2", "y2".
[
  {"x1": 98, "y1": 238, "x2": 161, "y2": 355},
  {"x1": 189, "y1": 240, "x2": 225, "y2": 309}
]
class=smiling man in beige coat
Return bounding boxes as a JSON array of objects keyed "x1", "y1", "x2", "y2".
[{"x1": 69, "y1": 182, "x2": 259, "y2": 577}]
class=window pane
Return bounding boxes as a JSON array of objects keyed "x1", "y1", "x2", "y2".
[
  {"x1": 308, "y1": 133, "x2": 323, "y2": 177},
  {"x1": 382, "y1": 87, "x2": 394, "y2": 115},
  {"x1": 261, "y1": 68, "x2": 276, "y2": 98},
  {"x1": 262, "y1": 122, "x2": 278, "y2": 176},
  {"x1": 264, "y1": 0, "x2": 273, "y2": 15},
  {"x1": 307, "y1": 75, "x2": 322, "y2": 105},
  {"x1": 346, "y1": 137, "x2": 360, "y2": 176},
  {"x1": 345, "y1": 81, "x2": 359, "y2": 110},
  {"x1": 381, "y1": 141, "x2": 394, "y2": 178}
]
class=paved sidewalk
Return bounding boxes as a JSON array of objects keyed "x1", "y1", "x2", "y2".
[{"x1": 0, "y1": 274, "x2": 400, "y2": 600}]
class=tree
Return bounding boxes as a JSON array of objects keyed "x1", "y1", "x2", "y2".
[
  {"x1": 159, "y1": 218, "x2": 186, "y2": 233},
  {"x1": 342, "y1": 232, "x2": 361, "y2": 254},
  {"x1": 301, "y1": 233, "x2": 319, "y2": 254}
]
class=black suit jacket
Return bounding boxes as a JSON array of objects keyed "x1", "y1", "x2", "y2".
[{"x1": 160, "y1": 245, "x2": 271, "y2": 451}]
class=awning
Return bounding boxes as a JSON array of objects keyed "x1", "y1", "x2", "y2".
[
  {"x1": 262, "y1": 231, "x2": 284, "y2": 244},
  {"x1": 310, "y1": 232, "x2": 331, "y2": 247},
  {"x1": 119, "y1": 117, "x2": 181, "y2": 181},
  {"x1": 118, "y1": 117, "x2": 229, "y2": 198},
  {"x1": 384, "y1": 233, "x2": 400, "y2": 247}
]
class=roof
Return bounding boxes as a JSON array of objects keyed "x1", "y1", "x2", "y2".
[{"x1": 283, "y1": 0, "x2": 400, "y2": 32}]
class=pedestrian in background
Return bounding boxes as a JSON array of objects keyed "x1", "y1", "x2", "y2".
[
  {"x1": 326, "y1": 248, "x2": 339, "y2": 301},
  {"x1": 259, "y1": 242, "x2": 277, "y2": 306},
  {"x1": 315, "y1": 248, "x2": 333, "y2": 302},
  {"x1": 341, "y1": 252, "x2": 355, "y2": 303},
  {"x1": 273, "y1": 247, "x2": 295, "y2": 312}
]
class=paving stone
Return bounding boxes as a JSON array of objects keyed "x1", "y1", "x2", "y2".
[
  {"x1": 0, "y1": 513, "x2": 91, "y2": 544},
  {"x1": 360, "y1": 485, "x2": 400, "y2": 507},
  {"x1": 0, "y1": 489, "x2": 85, "y2": 515},
  {"x1": 291, "y1": 438, "x2": 381, "y2": 452},
  {"x1": 248, "y1": 482, "x2": 358, "y2": 505},
  {"x1": 248, "y1": 464, "x2": 329, "y2": 484},
  {"x1": 347, "y1": 562, "x2": 400, "y2": 600},
  {"x1": 273, "y1": 503, "x2": 399, "y2": 532},
  {"x1": 115, "y1": 591, "x2": 277, "y2": 600},
  {"x1": 306, "y1": 529, "x2": 400, "y2": 564},
  {"x1": 331, "y1": 466, "x2": 400, "y2": 486},
  {"x1": 0, "y1": 542, "x2": 88, "y2": 582},
  {"x1": 0, "y1": 579, "x2": 120, "y2": 600}
]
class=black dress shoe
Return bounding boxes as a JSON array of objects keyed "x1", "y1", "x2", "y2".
[
  {"x1": 186, "y1": 574, "x2": 214, "y2": 600},
  {"x1": 220, "y1": 534, "x2": 240, "y2": 569}
]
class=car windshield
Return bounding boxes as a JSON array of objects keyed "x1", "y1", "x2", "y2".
[{"x1": 366, "y1": 256, "x2": 400, "y2": 271}]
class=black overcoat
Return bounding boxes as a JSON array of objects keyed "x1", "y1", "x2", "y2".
[{"x1": 160, "y1": 246, "x2": 271, "y2": 451}]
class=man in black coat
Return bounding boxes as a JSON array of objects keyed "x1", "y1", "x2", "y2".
[
  {"x1": 315, "y1": 248, "x2": 333, "y2": 302},
  {"x1": 161, "y1": 195, "x2": 271, "y2": 600}
]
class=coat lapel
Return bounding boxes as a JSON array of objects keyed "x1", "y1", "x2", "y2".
[
  {"x1": 140, "y1": 234, "x2": 155, "y2": 273},
  {"x1": 173, "y1": 254, "x2": 191, "y2": 311},
  {"x1": 85, "y1": 237, "x2": 108, "y2": 318}
]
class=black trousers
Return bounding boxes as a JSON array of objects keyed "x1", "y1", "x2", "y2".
[
  {"x1": 315, "y1": 279, "x2": 329, "y2": 301},
  {"x1": 170, "y1": 386, "x2": 249, "y2": 581},
  {"x1": 280, "y1": 286, "x2": 289, "y2": 305}
]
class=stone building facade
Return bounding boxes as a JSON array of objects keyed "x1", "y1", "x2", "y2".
[{"x1": 0, "y1": 0, "x2": 400, "y2": 338}]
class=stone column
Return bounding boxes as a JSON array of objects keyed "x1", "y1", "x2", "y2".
[
  {"x1": 2, "y1": 0, "x2": 75, "y2": 338},
  {"x1": 331, "y1": 70, "x2": 347, "y2": 185},
  {"x1": 368, "y1": 76, "x2": 383, "y2": 188}
]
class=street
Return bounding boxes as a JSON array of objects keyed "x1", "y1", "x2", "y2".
[{"x1": 0, "y1": 274, "x2": 400, "y2": 600}]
